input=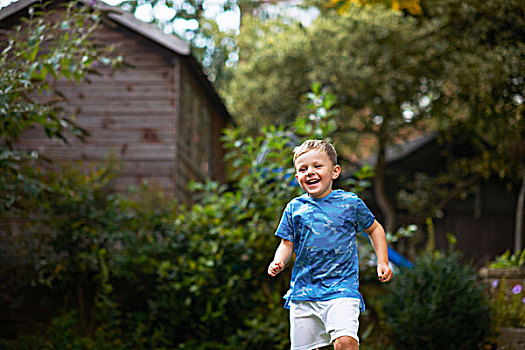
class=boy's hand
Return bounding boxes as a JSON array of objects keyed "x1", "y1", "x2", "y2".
[
  {"x1": 268, "y1": 260, "x2": 285, "y2": 277},
  {"x1": 377, "y1": 262, "x2": 393, "y2": 282}
]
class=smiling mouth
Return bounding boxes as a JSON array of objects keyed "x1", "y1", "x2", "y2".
[{"x1": 306, "y1": 179, "x2": 320, "y2": 185}]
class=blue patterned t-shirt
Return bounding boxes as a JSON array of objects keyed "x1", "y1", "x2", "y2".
[{"x1": 275, "y1": 189, "x2": 375, "y2": 311}]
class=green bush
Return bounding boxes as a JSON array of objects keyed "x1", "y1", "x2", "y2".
[
  {"x1": 382, "y1": 252, "x2": 490, "y2": 350},
  {"x1": 1, "y1": 127, "x2": 298, "y2": 349}
]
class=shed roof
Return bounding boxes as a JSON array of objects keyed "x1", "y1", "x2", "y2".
[
  {"x1": 0, "y1": 0, "x2": 190, "y2": 53},
  {"x1": 0, "y1": 0, "x2": 232, "y2": 122}
]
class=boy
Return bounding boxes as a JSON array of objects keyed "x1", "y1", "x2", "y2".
[{"x1": 268, "y1": 140, "x2": 392, "y2": 350}]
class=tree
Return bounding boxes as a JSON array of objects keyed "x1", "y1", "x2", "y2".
[
  {"x1": 223, "y1": 5, "x2": 443, "y2": 232},
  {"x1": 308, "y1": 0, "x2": 422, "y2": 15},
  {"x1": 402, "y1": 0, "x2": 525, "y2": 250},
  {"x1": 223, "y1": 0, "x2": 524, "y2": 242}
]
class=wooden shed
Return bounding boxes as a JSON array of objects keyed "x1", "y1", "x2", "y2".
[{"x1": 0, "y1": 0, "x2": 232, "y2": 201}]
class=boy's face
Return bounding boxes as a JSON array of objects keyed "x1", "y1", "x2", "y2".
[{"x1": 294, "y1": 149, "x2": 341, "y2": 199}]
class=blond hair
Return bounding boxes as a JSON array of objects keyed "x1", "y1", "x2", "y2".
[{"x1": 293, "y1": 140, "x2": 338, "y2": 166}]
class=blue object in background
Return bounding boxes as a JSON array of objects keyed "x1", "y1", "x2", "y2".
[
  {"x1": 387, "y1": 245, "x2": 412, "y2": 268},
  {"x1": 360, "y1": 232, "x2": 413, "y2": 269}
]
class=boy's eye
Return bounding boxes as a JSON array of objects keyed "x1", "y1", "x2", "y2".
[{"x1": 315, "y1": 165, "x2": 322, "y2": 168}]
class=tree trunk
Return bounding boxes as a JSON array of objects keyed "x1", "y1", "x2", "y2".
[
  {"x1": 77, "y1": 282, "x2": 86, "y2": 330},
  {"x1": 515, "y1": 173, "x2": 525, "y2": 254},
  {"x1": 374, "y1": 122, "x2": 397, "y2": 233}
]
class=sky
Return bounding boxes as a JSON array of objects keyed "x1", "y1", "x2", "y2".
[
  {"x1": 0, "y1": 0, "x2": 318, "y2": 36},
  {"x1": 0, "y1": 0, "x2": 14, "y2": 7},
  {"x1": 105, "y1": 0, "x2": 242, "y2": 34},
  {"x1": 0, "y1": 0, "x2": 241, "y2": 33}
]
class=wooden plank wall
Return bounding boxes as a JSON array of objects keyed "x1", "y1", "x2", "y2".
[
  {"x1": 15, "y1": 17, "x2": 179, "y2": 194},
  {"x1": 434, "y1": 181, "x2": 517, "y2": 266},
  {"x1": 176, "y1": 62, "x2": 227, "y2": 201}
]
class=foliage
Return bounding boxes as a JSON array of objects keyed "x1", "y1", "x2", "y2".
[
  {"x1": 225, "y1": 5, "x2": 438, "y2": 142},
  {"x1": 310, "y1": 0, "x2": 422, "y2": 16},
  {"x1": 0, "y1": 164, "x2": 130, "y2": 349},
  {"x1": 223, "y1": 291, "x2": 290, "y2": 350},
  {"x1": 0, "y1": 1, "x2": 122, "y2": 212},
  {"x1": 0, "y1": 1, "x2": 121, "y2": 148},
  {"x1": 293, "y1": 82, "x2": 338, "y2": 141},
  {"x1": 0, "y1": 149, "x2": 45, "y2": 212},
  {"x1": 385, "y1": 224, "x2": 418, "y2": 244},
  {"x1": 432, "y1": 0, "x2": 525, "y2": 182},
  {"x1": 36, "y1": 164, "x2": 127, "y2": 334},
  {"x1": 395, "y1": 167, "x2": 480, "y2": 221},
  {"x1": 111, "y1": 129, "x2": 299, "y2": 346},
  {"x1": 489, "y1": 279, "x2": 525, "y2": 330},
  {"x1": 224, "y1": 3, "x2": 444, "y2": 232},
  {"x1": 0, "y1": 3, "x2": 123, "y2": 346},
  {"x1": 489, "y1": 250, "x2": 525, "y2": 269},
  {"x1": 224, "y1": 0, "x2": 524, "y2": 232},
  {"x1": 0, "y1": 311, "x2": 126, "y2": 350},
  {"x1": 0, "y1": 127, "x2": 299, "y2": 349},
  {"x1": 396, "y1": 0, "x2": 525, "y2": 221},
  {"x1": 383, "y1": 252, "x2": 490, "y2": 349},
  {"x1": 196, "y1": 18, "x2": 238, "y2": 86},
  {"x1": 358, "y1": 224, "x2": 417, "y2": 280}
]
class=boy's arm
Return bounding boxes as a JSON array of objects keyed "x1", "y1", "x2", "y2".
[
  {"x1": 365, "y1": 220, "x2": 393, "y2": 282},
  {"x1": 268, "y1": 239, "x2": 294, "y2": 277}
]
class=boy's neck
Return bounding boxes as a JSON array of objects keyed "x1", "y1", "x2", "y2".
[{"x1": 309, "y1": 187, "x2": 334, "y2": 199}]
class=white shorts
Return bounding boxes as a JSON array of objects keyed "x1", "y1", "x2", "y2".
[{"x1": 289, "y1": 297, "x2": 360, "y2": 350}]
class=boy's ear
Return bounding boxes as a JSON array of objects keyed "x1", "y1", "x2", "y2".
[{"x1": 332, "y1": 165, "x2": 341, "y2": 180}]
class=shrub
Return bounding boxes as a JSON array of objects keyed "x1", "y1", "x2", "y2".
[{"x1": 382, "y1": 252, "x2": 490, "y2": 350}]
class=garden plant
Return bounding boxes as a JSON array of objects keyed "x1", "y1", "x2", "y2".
[{"x1": 382, "y1": 251, "x2": 491, "y2": 350}]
